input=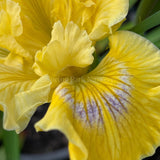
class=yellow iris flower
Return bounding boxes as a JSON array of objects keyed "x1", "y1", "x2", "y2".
[
  {"x1": 1, "y1": 0, "x2": 160, "y2": 160},
  {"x1": 0, "y1": 0, "x2": 128, "y2": 131}
]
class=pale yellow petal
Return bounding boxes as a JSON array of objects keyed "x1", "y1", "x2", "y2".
[
  {"x1": 35, "y1": 31, "x2": 160, "y2": 160},
  {"x1": 0, "y1": 63, "x2": 37, "y2": 130},
  {"x1": 33, "y1": 21, "x2": 94, "y2": 76},
  {"x1": 4, "y1": 52, "x2": 23, "y2": 69},
  {"x1": 0, "y1": 62, "x2": 52, "y2": 132},
  {"x1": 0, "y1": 35, "x2": 32, "y2": 61},
  {"x1": 88, "y1": 0, "x2": 129, "y2": 40},
  {"x1": 15, "y1": 75, "x2": 52, "y2": 133},
  {"x1": 0, "y1": 0, "x2": 23, "y2": 37}
]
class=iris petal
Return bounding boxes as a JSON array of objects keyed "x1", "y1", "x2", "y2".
[
  {"x1": 15, "y1": 75, "x2": 52, "y2": 133},
  {"x1": 36, "y1": 31, "x2": 160, "y2": 160},
  {"x1": 13, "y1": 0, "x2": 54, "y2": 55},
  {"x1": 0, "y1": 35, "x2": 32, "y2": 61},
  {"x1": 52, "y1": 0, "x2": 129, "y2": 41},
  {"x1": 33, "y1": 21, "x2": 94, "y2": 77},
  {"x1": 0, "y1": 62, "x2": 52, "y2": 132},
  {"x1": 0, "y1": 0, "x2": 22, "y2": 36}
]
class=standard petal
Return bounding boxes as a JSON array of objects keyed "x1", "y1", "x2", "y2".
[
  {"x1": 88, "y1": 0, "x2": 129, "y2": 40},
  {"x1": 35, "y1": 31, "x2": 160, "y2": 160},
  {"x1": 52, "y1": 0, "x2": 129, "y2": 41},
  {"x1": 0, "y1": 62, "x2": 52, "y2": 132},
  {"x1": 33, "y1": 21, "x2": 94, "y2": 76},
  {"x1": 14, "y1": 0, "x2": 53, "y2": 34},
  {"x1": 13, "y1": 0, "x2": 54, "y2": 55}
]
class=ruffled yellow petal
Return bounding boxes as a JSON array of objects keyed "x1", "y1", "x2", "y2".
[
  {"x1": 88, "y1": 0, "x2": 129, "y2": 40},
  {"x1": 15, "y1": 75, "x2": 52, "y2": 133},
  {"x1": 36, "y1": 31, "x2": 160, "y2": 160},
  {"x1": 0, "y1": 0, "x2": 22, "y2": 37},
  {"x1": 0, "y1": 62, "x2": 52, "y2": 132},
  {"x1": 33, "y1": 21, "x2": 94, "y2": 76},
  {"x1": 53, "y1": 0, "x2": 129, "y2": 41},
  {"x1": 0, "y1": 0, "x2": 32, "y2": 61},
  {"x1": 0, "y1": 0, "x2": 128, "y2": 56}
]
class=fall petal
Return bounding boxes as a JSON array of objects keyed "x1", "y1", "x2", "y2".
[{"x1": 36, "y1": 31, "x2": 160, "y2": 160}]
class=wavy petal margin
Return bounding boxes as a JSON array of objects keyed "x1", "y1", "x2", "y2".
[
  {"x1": 0, "y1": 62, "x2": 52, "y2": 132},
  {"x1": 52, "y1": 0, "x2": 129, "y2": 41},
  {"x1": 33, "y1": 21, "x2": 94, "y2": 76},
  {"x1": 88, "y1": 0, "x2": 129, "y2": 40},
  {"x1": 35, "y1": 31, "x2": 160, "y2": 160}
]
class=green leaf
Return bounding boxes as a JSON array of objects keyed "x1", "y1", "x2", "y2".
[
  {"x1": 95, "y1": 38, "x2": 108, "y2": 55},
  {"x1": 2, "y1": 130, "x2": 20, "y2": 160},
  {"x1": 145, "y1": 26, "x2": 160, "y2": 43},
  {"x1": 0, "y1": 112, "x2": 20, "y2": 160},
  {"x1": 130, "y1": 10, "x2": 160, "y2": 34},
  {"x1": 136, "y1": 0, "x2": 160, "y2": 23},
  {"x1": 129, "y1": 0, "x2": 138, "y2": 9},
  {"x1": 119, "y1": 22, "x2": 135, "y2": 30},
  {"x1": 0, "y1": 147, "x2": 6, "y2": 160},
  {"x1": 88, "y1": 52, "x2": 100, "y2": 72},
  {"x1": 154, "y1": 41, "x2": 160, "y2": 48}
]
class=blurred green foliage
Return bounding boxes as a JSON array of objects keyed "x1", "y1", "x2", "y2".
[{"x1": 0, "y1": 112, "x2": 20, "y2": 160}]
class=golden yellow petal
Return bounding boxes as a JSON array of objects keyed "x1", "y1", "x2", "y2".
[
  {"x1": 13, "y1": 0, "x2": 54, "y2": 55},
  {"x1": 15, "y1": 17, "x2": 49, "y2": 56},
  {"x1": 35, "y1": 31, "x2": 160, "y2": 160},
  {"x1": 33, "y1": 21, "x2": 94, "y2": 76},
  {"x1": 14, "y1": 0, "x2": 53, "y2": 35}
]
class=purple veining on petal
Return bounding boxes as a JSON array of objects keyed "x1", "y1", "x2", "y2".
[
  {"x1": 75, "y1": 102, "x2": 87, "y2": 120},
  {"x1": 95, "y1": 99, "x2": 104, "y2": 125},
  {"x1": 58, "y1": 88, "x2": 74, "y2": 104},
  {"x1": 86, "y1": 99, "x2": 103, "y2": 126},
  {"x1": 101, "y1": 95, "x2": 120, "y2": 119},
  {"x1": 104, "y1": 94, "x2": 122, "y2": 111},
  {"x1": 64, "y1": 94, "x2": 74, "y2": 104},
  {"x1": 91, "y1": 100, "x2": 101, "y2": 123},
  {"x1": 57, "y1": 87, "x2": 68, "y2": 97},
  {"x1": 86, "y1": 100, "x2": 94, "y2": 124},
  {"x1": 74, "y1": 99, "x2": 103, "y2": 126},
  {"x1": 102, "y1": 67, "x2": 131, "y2": 119}
]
